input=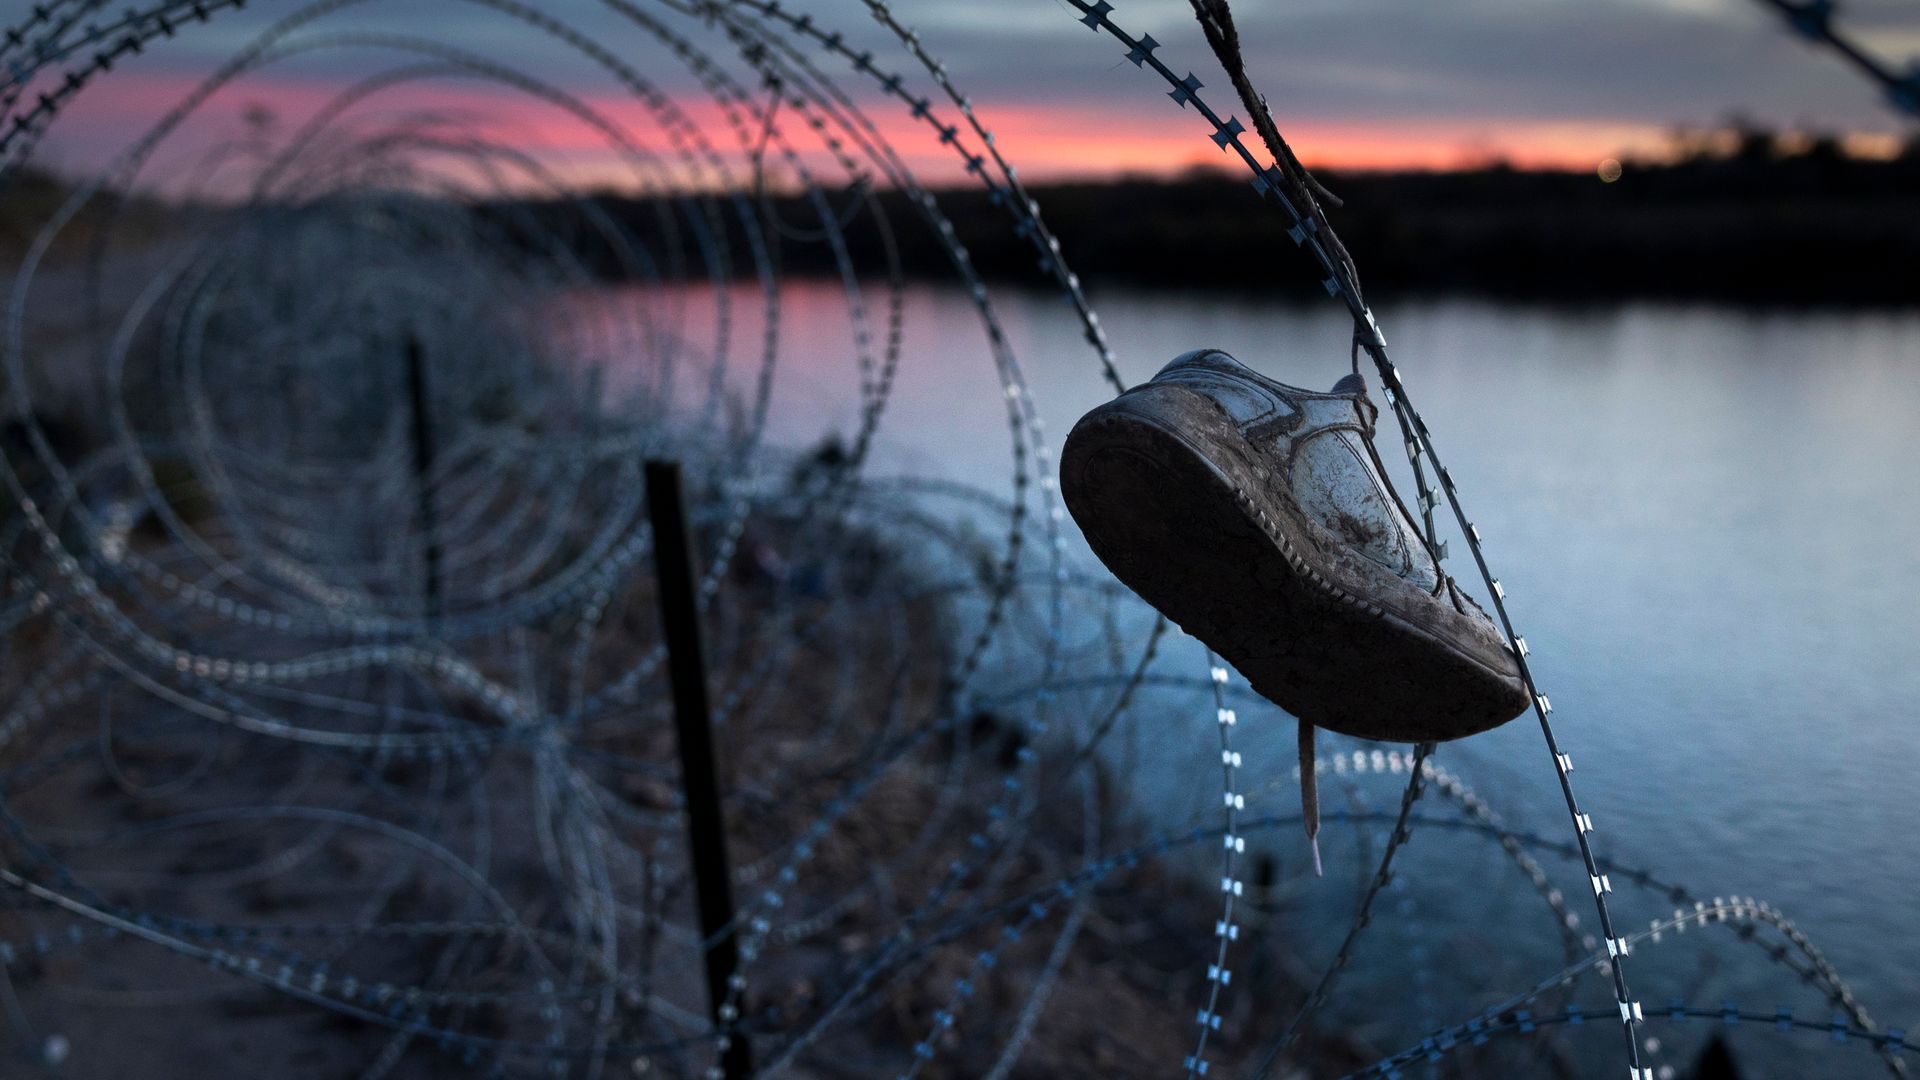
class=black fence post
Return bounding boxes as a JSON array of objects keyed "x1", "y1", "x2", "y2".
[
  {"x1": 644, "y1": 460, "x2": 753, "y2": 1079},
  {"x1": 405, "y1": 335, "x2": 441, "y2": 622}
]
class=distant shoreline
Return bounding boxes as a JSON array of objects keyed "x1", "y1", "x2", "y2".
[
  {"x1": 11, "y1": 153, "x2": 1913, "y2": 307},
  {"x1": 493, "y1": 153, "x2": 1920, "y2": 307}
]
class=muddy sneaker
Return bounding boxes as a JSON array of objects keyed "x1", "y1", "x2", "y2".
[{"x1": 1061, "y1": 348, "x2": 1531, "y2": 744}]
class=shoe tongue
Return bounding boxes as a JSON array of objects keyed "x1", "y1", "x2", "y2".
[{"x1": 1330, "y1": 372, "x2": 1366, "y2": 396}]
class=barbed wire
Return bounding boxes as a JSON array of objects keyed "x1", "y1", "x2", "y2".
[
  {"x1": 0, "y1": 1, "x2": 1907, "y2": 1078},
  {"x1": 1056, "y1": 1, "x2": 1658, "y2": 1075}
]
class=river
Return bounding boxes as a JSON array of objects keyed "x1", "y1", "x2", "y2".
[{"x1": 592, "y1": 280, "x2": 1920, "y2": 1077}]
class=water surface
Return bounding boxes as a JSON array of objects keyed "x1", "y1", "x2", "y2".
[{"x1": 612, "y1": 281, "x2": 1920, "y2": 1076}]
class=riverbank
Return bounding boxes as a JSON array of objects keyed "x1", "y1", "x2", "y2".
[{"x1": 496, "y1": 150, "x2": 1920, "y2": 305}]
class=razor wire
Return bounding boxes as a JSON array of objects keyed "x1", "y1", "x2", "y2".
[
  {"x1": 0, "y1": 1, "x2": 1908, "y2": 1078},
  {"x1": 0, "y1": 4, "x2": 1197, "y2": 1077},
  {"x1": 1055, "y1": 0, "x2": 1651, "y2": 1074}
]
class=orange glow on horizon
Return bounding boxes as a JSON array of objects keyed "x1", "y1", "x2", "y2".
[{"x1": 44, "y1": 71, "x2": 1676, "y2": 193}]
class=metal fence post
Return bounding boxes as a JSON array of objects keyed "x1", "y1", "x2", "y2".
[
  {"x1": 405, "y1": 335, "x2": 441, "y2": 622},
  {"x1": 644, "y1": 459, "x2": 753, "y2": 1079}
]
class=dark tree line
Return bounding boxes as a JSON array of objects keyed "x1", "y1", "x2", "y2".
[{"x1": 491, "y1": 132, "x2": 1920, "y2": 305}]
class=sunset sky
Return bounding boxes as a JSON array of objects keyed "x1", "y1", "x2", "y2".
[{"x1": 29, "y1": 0, "x2": 1920, "y2": 188}]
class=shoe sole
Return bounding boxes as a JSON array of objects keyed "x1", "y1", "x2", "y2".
[{"x1": 1062, "y1": 403, "x2": 1527, "y2": 742}]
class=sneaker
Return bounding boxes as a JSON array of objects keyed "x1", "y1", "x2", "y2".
[{"x1": 1060, "y1": 348, "x2": 1530, "y2": 744}]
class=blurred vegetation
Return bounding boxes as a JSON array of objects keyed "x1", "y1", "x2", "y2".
[
  {"x1": 502, "y1": 123, "x2": 1920, "y2": 305},
  {"x1": 0, "y1": 165, "x2": 181, "y2": 259}
]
